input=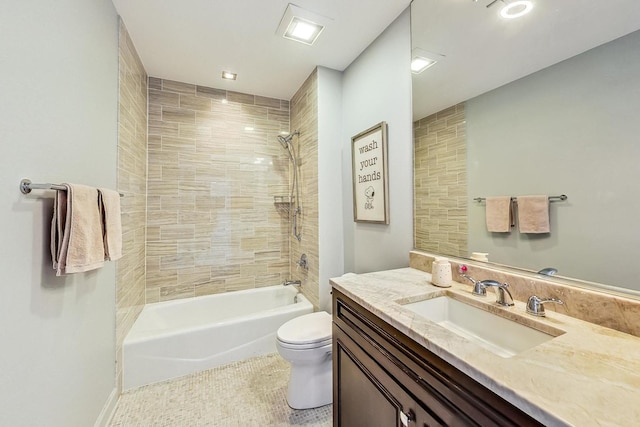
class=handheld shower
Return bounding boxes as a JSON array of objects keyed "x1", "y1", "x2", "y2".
[
  {"x1": 277, "y1": 134, "x2": 290, "y2": 148},
  {"x1": 277, "y1": 130, "x2": 299, "y2": 148},
  {"x1": 276, "y1": 130, "x2": 302, "y2": 241}
]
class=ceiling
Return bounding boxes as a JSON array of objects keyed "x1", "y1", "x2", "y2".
[
  {"x1": 111, "y1": 0, "x2": 411, "y2": 101},
  {"x1": 412, "y1": 0, "x2": 640, "y2": 120}
]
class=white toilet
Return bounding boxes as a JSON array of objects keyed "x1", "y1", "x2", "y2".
[{"x1": 276, "y1": 311, "x2": 333, "y2": 409}]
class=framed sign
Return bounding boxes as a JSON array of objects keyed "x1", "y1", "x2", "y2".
[{"x1": 351, "y1": 121, "x2": 389, "y2": 224}]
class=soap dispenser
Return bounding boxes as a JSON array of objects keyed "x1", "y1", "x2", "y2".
[{"x1": 431, "y1": 257, "x2": 452, "y2": 288}]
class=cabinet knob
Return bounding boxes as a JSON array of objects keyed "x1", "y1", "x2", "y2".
[{"x1": 400, "y1": 409, "x2": 415, "y2": 426}]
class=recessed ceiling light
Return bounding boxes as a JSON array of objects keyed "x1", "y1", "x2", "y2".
[
  {"x1": 411, "y1": 57, "x2": 437, "y2": 74},
  {"x1": 276, "y1": 4, "x2": 332, "y2": 46},
  {"x1": 244, "y1": 126, "x2": 254, "y2": 131},
  {"x1": 284, "y1": 17, "x2": 324, "y2": 45},
  {"x1": 411, "y1": 48, "x2": 445, "y2": 74},
  {"x1": 500, "y1": 1, "x2": 533, "y2": 19},
  {"x1": 221, "y1": 71, "x2": 237, "y2": 80}
]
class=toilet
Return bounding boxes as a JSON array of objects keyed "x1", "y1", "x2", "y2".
[{"x1": 276, "y1": 311, "x2": 333, "y2": 409}]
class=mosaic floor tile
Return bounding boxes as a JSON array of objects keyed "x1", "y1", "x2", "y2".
[{"x1": 110, "y1": 353, "x2": 332, "y2": 426}]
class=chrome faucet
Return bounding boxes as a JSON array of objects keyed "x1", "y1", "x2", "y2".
[
  {"x1": 296, "y1": 253, "x2": 308, "y2": 270},
  {"x1": 283, "y1": 280, "x2": 301, "y2": 287},
  {"x1": 460, "y1": 273, "x2": 484, "y2": 295},
  {"x1": 460, "y1": 274, "x2": 514, "y2": 307},
  {"x1": 481, "y1": 280, "x2": 515, "y2": 307},
  {"x1": 526, "y1": 295, "x2": 564, "y2": 317}
]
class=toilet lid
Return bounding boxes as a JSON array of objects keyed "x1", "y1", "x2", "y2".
[{"x1": 277, "y1": 311, "x2": 332, "y2": 345}]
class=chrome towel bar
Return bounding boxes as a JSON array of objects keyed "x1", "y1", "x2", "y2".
[
  {"x1": 20, "y1": 179, "x2": 124, "y2": 197},
  {"x1": 473, "y1": 194, "x2": 567, "y2": 203}
]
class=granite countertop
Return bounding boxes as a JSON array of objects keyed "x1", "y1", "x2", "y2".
[{"x1": 330, "y1": 267, "x2": 640, "y2": 427}]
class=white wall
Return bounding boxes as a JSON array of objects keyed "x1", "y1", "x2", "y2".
[
  {"x1": 466, "y1": 29, "x2": 640, "y2": 290},
  {"x1": 341, "y1": 8, "x2": 413, "y2": 273},
  {"x1": 0, "y1": 1, "x2": 119, "y2": 426},
  {"x1": 317, "y1": 67, "x2": 344, "y2": 311}
]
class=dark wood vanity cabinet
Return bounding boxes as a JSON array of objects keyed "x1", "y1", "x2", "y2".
[{"x1": 332, "y1": 290, "x2": 543, "y2": 427}]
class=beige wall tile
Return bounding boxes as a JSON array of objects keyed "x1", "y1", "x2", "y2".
[
  {"x1": 289, "y1": 69, "x2": 320, "y2": 309},
  {"x1": 162, "y1": 79, "x2": 196, "y2": 94},
  {"x1": 180, "y1": 94, "x2": 212, "y2": 112},
  {"x1": 196, "y1": 86, "x2": 226, "y2": 100},
  {"x1": 147, "y1": 78, "x2": 291, "y2": 299},
  {"x1": 162, "y1": 107, "x2": 196, "y2": 124},
  {"x1": 227, "y1": 91, "x2": 255, "y2": 105},
  {"x1": 116, "y1": 21, "x2": 147, "y2": 393},
  {"x1": 255, "y1": 95, "x2": 283, "y2": 109},
  {"x1": 149, "y1": 89, "x2": 179, "y2": 107}
]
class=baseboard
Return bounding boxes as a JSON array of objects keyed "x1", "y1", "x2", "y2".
[{"x1": 94, "y1": 388, "x2": 119, "y2": 427}]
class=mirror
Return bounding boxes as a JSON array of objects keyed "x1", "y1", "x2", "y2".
[{"x1": 411, "y1": 0, "x2": 640, "y2": 294}]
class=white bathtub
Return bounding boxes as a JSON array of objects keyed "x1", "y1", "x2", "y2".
[{"x1": 122, "y1": 285, "x2": 312, "y2": 390}]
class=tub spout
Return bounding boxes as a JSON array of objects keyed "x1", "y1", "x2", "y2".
[{"x1": 283, "y1": 280, "x2": 301, "y2": 287}]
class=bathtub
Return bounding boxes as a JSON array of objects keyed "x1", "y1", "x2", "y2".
[{"x1": 122, "y1": 285, "x2": 312, "y2": 390}]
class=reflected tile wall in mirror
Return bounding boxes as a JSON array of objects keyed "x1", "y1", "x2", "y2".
[{"x1": 414, "y1": 103, "x2": 467, "y2": 257}]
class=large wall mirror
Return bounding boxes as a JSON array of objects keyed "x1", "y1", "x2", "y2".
[{"x1": 411, "y1": 0, "x2": 640, "y2": 294}]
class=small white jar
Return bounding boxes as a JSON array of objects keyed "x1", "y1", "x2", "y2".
[{"x1": 431, "y1": 257, "x2": 452, "y2": 288}]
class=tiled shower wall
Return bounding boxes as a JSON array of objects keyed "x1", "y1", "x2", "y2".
[
  {"x1": 413, "y1": 103, "x2": 468, "y2": 257},
  {"x1": 116, "y1": 21, "x2": 147, "y2": 389},
  {"x1": 289, "y1": 70, "x2": 320, "y2": 308},
  {"x1": 146, "y1": 78, "x2": 291, "y2": 302}
]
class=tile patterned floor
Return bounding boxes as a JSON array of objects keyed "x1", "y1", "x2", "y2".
[{"x1": 110, "y1": 353, "x2": 333, "y2": 426}]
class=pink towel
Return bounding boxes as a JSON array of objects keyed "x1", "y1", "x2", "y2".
[
  {"x1": 485, "y1": 196, "x2": 514, "y2": 232},
  {"x1": 51, "y1": 184, "x2": 105, "y2": 275},
  {"x1": 98, "y1": 188, "x2": 123, "y2": 261},
  {"x1": 517, "y1": 195, "x2": 550, "y2": 233}
]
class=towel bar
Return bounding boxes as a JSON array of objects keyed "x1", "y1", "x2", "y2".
[
  {"x1": 473, "y1": 195, "x2": 567, "y2": 203},
  {"x1": 20, "y1": 179, "x2": 124, "y2": 197}
]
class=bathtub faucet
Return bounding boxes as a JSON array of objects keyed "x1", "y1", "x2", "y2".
[{"x1": 283, "y1": 280, "x2": 301, "y2": 287}]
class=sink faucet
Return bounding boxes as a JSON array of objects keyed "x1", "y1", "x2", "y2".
[
  {"x1": 526, "y1": 295, "x2": 564, "y2": 317},
  {"x1": 460, "y1": 273, "x2": 514, "y2": 307},
  {"x1": 283, "y1": 280, "x2": 301, "y2": 287},
  {"x1": 479, "y1": 280, "x2": 515, "y2": 307}
]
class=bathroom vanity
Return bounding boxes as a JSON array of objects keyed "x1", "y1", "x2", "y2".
[
  {"x1": 332, "y1": 288, "x2": 540, "y2": 426},
  {"x1": 331, "y1": 267, "x2": 640, "y2": 426}
]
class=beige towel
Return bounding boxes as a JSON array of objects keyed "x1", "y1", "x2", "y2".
[
  {"x1": 517, "y1": 195, "x2": 550, "y2": 233},
  {"x1": 51, "y1": 184, "x2": 105, "y2": 275},
  {"x1": 485, "y1": 196, "x2": 514, "y2": 232},
  {"x1": 98, "y1": 188, "x2": 123, "y2": 261},
  {"x1": 51, "y1": 188, "x2": 67, "y2": 271}
]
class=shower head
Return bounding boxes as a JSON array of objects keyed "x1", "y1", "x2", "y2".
[
  {"x1": 277, "y1": 134, "x2": 291, "y2": 148},
  {"x1": 277, "y1": 130, "x2": 300, "y2": 148}
]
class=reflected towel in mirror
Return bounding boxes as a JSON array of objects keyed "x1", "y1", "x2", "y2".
[
  {"x1": 517, "y1": 195, "x2": 550, "y2": 233},
  {"x1": 485, "y1": 196, "x2": 514, "y2": 233}
]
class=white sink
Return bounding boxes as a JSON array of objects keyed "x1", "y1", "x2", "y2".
[{"x1": 402, "y1": 296, "x2": 560, "y2": 358}]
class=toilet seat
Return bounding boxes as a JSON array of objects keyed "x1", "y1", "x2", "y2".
[{"x1": 277, "y1": 311, "x2": 332, "y2": 348}]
